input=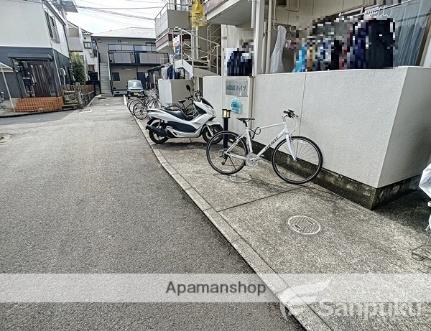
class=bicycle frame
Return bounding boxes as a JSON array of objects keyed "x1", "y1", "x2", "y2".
[{"x1": 226, "y1": 116, "x2": 297, "y2": 161}]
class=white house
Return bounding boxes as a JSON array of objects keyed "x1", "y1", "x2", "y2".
[
  {"x1": 67, "y1": 21, "x2": 99, "y2": 81},
  {"x1": 82, "y1": 30, "x2": 99, "y2": 80},
  {"x1": 0, "y1": 0, "x2": 77, "y2": 99}
]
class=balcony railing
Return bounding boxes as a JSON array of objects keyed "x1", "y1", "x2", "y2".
[
  {"x1": 109, "y1": 51, "x2": 169, "y2": 65},
  {"x1": 155, "y1": 0, "x2": 191, "y2": 37}
]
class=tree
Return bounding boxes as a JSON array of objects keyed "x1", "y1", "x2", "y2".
[{"x1": 71, "y1": 53, "x2": 86, "y2": 84}]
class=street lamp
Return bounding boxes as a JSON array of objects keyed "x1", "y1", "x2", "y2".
[
  {"x1": 222, "y1": 108, "x2": 231, "y2": 119},
  {"x1": 222, "y1": 108, "x2": 231, "y2": 149}
]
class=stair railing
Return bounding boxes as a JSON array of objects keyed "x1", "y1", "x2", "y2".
[{"x1": 172, "y1": 27, "x2": 221, "y2": 75}]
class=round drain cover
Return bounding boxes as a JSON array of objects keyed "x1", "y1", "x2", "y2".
[{"x1": 287, "y1": 215, "x2": 321, "y2": 235}]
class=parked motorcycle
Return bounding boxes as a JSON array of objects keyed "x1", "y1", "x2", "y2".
[{"x1": 146, "y1": 85, "x2": 223, "y2": 144}]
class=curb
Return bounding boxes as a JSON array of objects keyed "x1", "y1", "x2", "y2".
[
  {"x1": 0, "y1": 107, "x2": 79, "y2": 118},
  {"x1": 134, "y1": 117, "x2": 332, "y2": 331},
  {"x1": 86, "y1": 94, "x2": 100, "y2": 108},
  {"x1": 0, "y1": 110, "x2": 62, "y2": 118}
]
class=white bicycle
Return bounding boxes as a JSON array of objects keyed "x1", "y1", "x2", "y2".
[{"x1": 206, "y1": 110, "x2": 323, "y2": 185}]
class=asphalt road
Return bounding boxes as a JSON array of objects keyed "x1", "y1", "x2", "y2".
[{"x1": 0, "y1": 97, "x2": 302, "y2": 330}]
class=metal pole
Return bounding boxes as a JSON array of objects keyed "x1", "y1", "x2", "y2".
[
  {"x1": 191, "y1": 29, "x2": 195, "y2": 77},
  {"x1": 216, "y1": 45, "x2": 219, "y2": 75},
  {"x1": 180, "y1": 29, "x2": 183, "y2": 63},
  {"x1": 1, "y1": 66, "x2": 15, "y2": 111},
  {"x1": 265, "y1": 0, "x2": 274, "y2": 74}
]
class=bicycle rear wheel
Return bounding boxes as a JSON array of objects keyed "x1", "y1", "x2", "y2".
[
  {"x1": 272, "y1": 136, "x2": 322, "y2": 185},
  {"x1": 206, "y1": 131, "x2": 248, "y2": 175}
]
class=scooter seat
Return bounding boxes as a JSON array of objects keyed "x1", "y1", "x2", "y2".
[{"x1": 167, "y1": 110, "x2": 191, "y2": 121}]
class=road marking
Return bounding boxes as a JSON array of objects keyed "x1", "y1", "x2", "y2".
[{"x1": 123, "y1": 95, "x2": 127, "y2": 106}]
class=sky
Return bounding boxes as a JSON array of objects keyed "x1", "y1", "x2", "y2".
[{"x1": 66, "y1": 0, "x2": 166, "y2": 33}]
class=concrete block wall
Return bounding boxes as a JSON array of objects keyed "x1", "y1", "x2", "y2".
[
  {"x1": 158, "y1": 79, "x2": 193, "y2": 106},
  {"x1": 203, "y1": 67, "x2": 431, "y2": 207},
  {"x1": 251, "y1": 67, "x2": 429, "y2": 189},
  {"x1": 379, "y1": 67, "x2": 431, "y2": 187}
]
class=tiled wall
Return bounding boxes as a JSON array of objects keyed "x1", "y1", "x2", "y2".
[{"x1": 15, "y1": 97, "x2": 64, "y2": 112}]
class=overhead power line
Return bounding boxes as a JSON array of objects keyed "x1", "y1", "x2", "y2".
[{"x1": 76, "y1": 7, "x2": 156, "y2": 20}]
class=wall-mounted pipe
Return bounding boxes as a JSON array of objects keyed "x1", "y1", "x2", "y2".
[
  {"x1": 251, "y1": 0, "x2": 256, "y2": 29},
  {"x1": 265, "y1": 0, "x2": 274, "y2": 73}
]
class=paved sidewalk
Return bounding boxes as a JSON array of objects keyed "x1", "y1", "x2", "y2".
[{"x1": 135, "y1": 118, "x2": 431, "y2": 330}]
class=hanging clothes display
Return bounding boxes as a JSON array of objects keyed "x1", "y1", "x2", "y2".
[
  {"x1": 293, "y1": 17, "x2": 396, "y2": 72},
  {"x1": 270, "y1": 26, "x2": 287, "y2": 73}
]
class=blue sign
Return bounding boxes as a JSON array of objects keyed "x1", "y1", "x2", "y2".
[{"x1": 230, "y1": 98, "x2": 242, "y2": 114}]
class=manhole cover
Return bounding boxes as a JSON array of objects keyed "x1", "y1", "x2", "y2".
[
  {"x1": 229, "y1": 173, "x2": 252, "y2": 183},
  {"x1": 0, "y1": 134, "x2": 11, "y2": 144},
  {"x1": 287, "y1": 215, "x2": 321, "y2": 235}
]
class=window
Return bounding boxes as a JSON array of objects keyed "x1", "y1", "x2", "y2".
[
  {"x1": 88, "y1": 65, "x2": 95, "y2": 72},
  {"x1": 84, "y1": 42, "x2": 92, "y2": 49},
  {"x1": 111, "y1": 72, "x2": 120, "y2": 81},
  {"x1": 45, "y1": 11, "x2": 59, "y2": 42},
  {"x1": 45, "y1": 12, "x2": 53, "y2": 38}
]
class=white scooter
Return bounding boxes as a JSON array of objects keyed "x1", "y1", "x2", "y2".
[{"x1": 146, "y1": 85, "x2": 223, "y2": 144}]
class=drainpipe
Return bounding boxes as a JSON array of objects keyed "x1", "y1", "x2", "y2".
[
  {"x1": 251, "y1": 0, "x2": 256, "y2": 29},
  {"x1": 265, "y1": 0, "x2": 274, "y2": 73},
  {"x1": 253, "y1": 0, "x2": 265, "y2": 75}
]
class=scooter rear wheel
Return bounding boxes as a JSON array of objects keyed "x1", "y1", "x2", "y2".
[{"x1": 148, "y1": 120, "x2": 168, "y2": 144}]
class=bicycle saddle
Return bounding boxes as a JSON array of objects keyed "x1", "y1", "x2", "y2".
[{"x1": 237, "y1": 118, "x2": 255, "y2": 124}]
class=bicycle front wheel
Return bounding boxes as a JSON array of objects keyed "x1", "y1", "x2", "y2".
[
  {"x1": 272, "y1": 136, "x2": 323, "y2": 185},
  {"x1": 133, "y1": 101, "x2": 148, "y2": 120},
  {"x1": 127, "y1": 98, "x2": 139, "y2": 113},
  {"x1": 206, "y1": 131, "x2": 248, "y2": 175}
]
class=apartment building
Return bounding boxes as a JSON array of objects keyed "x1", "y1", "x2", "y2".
[
  {"x1": 93, "y1": 27, "x2": 169, "y2": 96},
  {"x1": 0, "y1": 0, "x2": 77, "y2": 100}
]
